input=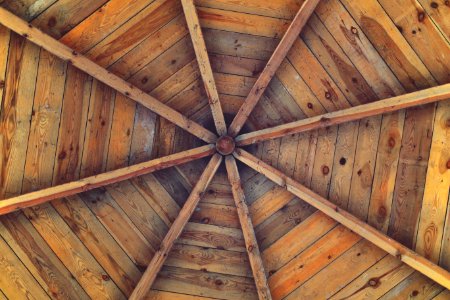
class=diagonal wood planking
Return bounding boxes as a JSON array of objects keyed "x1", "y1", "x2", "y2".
[
  {"x1": 227, "y1": 0, "x2": 322, "y2": 137},
  {"x1": 236, "y1": 84, "x2": 450, "y2": 146},
  {"x1": 181, "y1": 0, "x2": 227, "y2": 136},
  {"x1": 0, "y1": 145, "x2": 215, "y2": 216},
  {"x1": 130, "y1": 154, "x2": 223, "y2": 299},
  {"x1": 234, "y1": 148, "x2": 450, "y2": 290},
  {"x1": 225, "y1": 156, "x2": 272, "y2": 300},
  {"x1": 0, "y1": 6, "x2": 217, "y2": 144}
]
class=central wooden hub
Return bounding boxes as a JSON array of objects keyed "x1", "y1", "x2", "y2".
[{"x1": 216, "y1": 136, "x2": 235, "y2": 156}]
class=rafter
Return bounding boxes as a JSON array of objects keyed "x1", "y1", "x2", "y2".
[
  {"x1": 181, "y1": 0, "x2": 227, "y2": 136},
  {"x1": 130, "y1": 154, "x2": 222, "y2": 300},
  {"x1": 227, "y1": 0, "x2": 321, "y2": 137},
  {"x1": 233, "y1": 148, "x2": 450, "y2": 290},
  {"x1": 0, "y1": 7, "x2": 217, "y2": 144},
  {"x1": 0, "y1": 145, "x2": 215, "y2": 216},
  {"x1": 236, "y1": 83, "x2": 450, "y2": 146},
  {"x1": 225, "y1": 156, "x2": 272, "y2": 300}
]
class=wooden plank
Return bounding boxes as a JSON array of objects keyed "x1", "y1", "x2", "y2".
[
  {"x1": 379, "y1": 272, "x2": 443, "y2": 299},
  {"x1": 227, "y1": 0, "x2": 321, "y2": 136},
  {"x1": 225, "y1": 156, "x2": 272, "y2": 300},
  {"x1": 236, "y1": 84, "x2": 450, "y2": 146},
  {"x1": 22, "y1": 50, "x2": 67, "y2": 192},
  {"x1": 31, "y1": 0, "x2": 109, "y2": 39},
  {"x1": 262, "y1": 212, "x2": 337, "y2": 273},
  {"x1": 153, "y1": 266, "x2": 257, "y2": 300},
  {"x1": 0, "y1": 234, "x2": 49, "y2": 299},
  {"x1": 0, "y1": 213, "x2": 89, "y2": 299},
  {"x1": 165, "y1": 244, "x2": 252, "y2": 277},
  {"x1": 330, "y1": 255, "x2": 414, "y2": 299},
  {"x1": 286, "y1": 240, "x2": 386, "y2": 299},
  {"x1": 234, "y1": 148, "x2": 450, "y2": 289},
  {"x1": 178, "y1": 222, "x2": 245, "y2": 252},
  {"x1": 269, "y1": 225, "x2": 361, "y2": 299},
  {"x1": 0, "y1": 35, "x2": 40, "y2": 199},
  {"x1": 0, "y1": 7, "x2": 217, "y2": 143},
  {"x1": 0, "y1": 25, "x2": 10, "y2": 110},
  {"x1": 0, "y1": 145, "x2": 215, "y2": 215},
  {"x1": 130, "y1": 154, "x2": 222, "y2": 300},
  {"x1": 146, "y1": 289, "x2": 216, "y2": 299},
  {"x1": 181, "y1": 0, "x2": 227, "y2": 135},
  {"x1": 416, "y1": 100, "x2": 450, "y2": 262},
  {"x1": 23, "y1": 203, "x2": 126, "y2": 299}
]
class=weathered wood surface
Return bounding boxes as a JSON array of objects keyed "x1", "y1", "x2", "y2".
[
  {"x1": 236, "y1": 84, "x2": 450, "y2": 146},
  {"x1": 225, "y1": 156, "x2": 272, "y2": 299},
  {"x1": 0, "y1": 6, "x2": 217, "y2": 143},
  {"x1": 234, "y1": 148, "x2": 450, "y2": 290},
  {"x1": 228, "y1": 0, "x2": 321, "y2": 136},
  {"x1": 130, "y1": 154, "x2": 222, "y2": 299},
  {"x1": 0, "y1": 145, "x2": 215, "y2": 215},
  {"x1": 181, "y1": 0, "x2": 227, "y2": 136}
]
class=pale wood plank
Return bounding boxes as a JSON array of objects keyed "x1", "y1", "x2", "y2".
[
  {"x1": 234, "y1": 148, "x2": 450, "y2": 290},
  {"x1": 236, "y1": 84, "x2": 450, "y2": 146},
  {"x1": 0, "y1": 7, "x2": 217, "y2": 143},
  {"x1": 0, "y1": 145, "x2": 215, "y2": 215},
  {"x1": 130, "y1": 154, "x2": 222, "y2": 300},
  {"x1": 225, "y1": 156, "x2": 272, "y2": 300},
  {"x1": 181, "y1": 0, "x2": 227, "y2": 136},
  {"x1": 228, "y1": 0, "x2": 321, "y2": 136},
  {"x1": 416, "y1": 100, "x2": 450, "y2": 262}
]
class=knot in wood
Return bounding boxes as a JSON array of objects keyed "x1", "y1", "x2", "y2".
[{"x1": 216, "y1": 135, "x2": 235, "y2": 156}]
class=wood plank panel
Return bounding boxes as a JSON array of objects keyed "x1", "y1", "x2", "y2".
[
  {"x1": 416, "y1": 100, "x2": 450, "y2": 262},
  {"x1": 153, "y1": 266, "x2": 257, "y2": 299},
  {"x1": 330, "y1": 254, "x2": 414, "y2": 299},
  {"x1": 286, "y1": 240, "x2": 386, "y2": 299},
  {"x1": 0, "y1": 234, "x2": 49, "y2": 299},
  {"x1": 0, "y1": 34, "x2": 40, "y2": 199}
]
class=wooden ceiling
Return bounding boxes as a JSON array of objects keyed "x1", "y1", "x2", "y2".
[{"x1": 0, "y1": 0, "x2": 449, "y2": 299}]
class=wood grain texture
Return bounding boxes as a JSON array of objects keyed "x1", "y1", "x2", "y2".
[
  {"x1": 0, "y1": 6, "x2": 217, "y2": 143},
  {"x1": 0, "y1": 145, "x2": 215, "y2": 215},
  {"x1": 182, "y1": 0, "x2": 227, "y2": 135},
  {"x1": 225, "y1": 156, "x2": 272, "y2": 299},
  {"x1": 228, "y1": 0, "x2": 321, "y2": 136},
  {"x1": 234, "y1": 148, "x2": 450, "y2": 289},
  {"x1": 236, "y1": 84, "x2": 450, "y2": 146},
  {"x1": 130, "y1": 154, "x2": 222, "y2": 300}
]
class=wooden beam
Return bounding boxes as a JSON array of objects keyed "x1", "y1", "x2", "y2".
[
  {"x1": 181, "y1": 0, "x2": 227, "y2": 136},
  {"x1": 0, "y1": 145, "x2": 215, "y2": 215},
  {"x1": 236, "y1": 83, "x2": 450, "y2": 146},
  {"x1": 129, "y1": 154, "x2": 222, "y2": 300},
  {"x1": 227, "y1": 0, "x2": 321, "y2": 137},
  {"x1": 233, "y1": 148, "x2": 450, "y2": 290},
  {"x1": 225, "y1": 156, "x2": 272, "y2": 300},
  {"x1": 0, "y1": 7, "x2": 217, "y2": 143}
]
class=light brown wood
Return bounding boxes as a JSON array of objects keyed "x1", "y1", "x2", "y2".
[
  {"x1": 227, "y1": 0, "x2": 321, "y2": 137},
  {"x1": 0, "y1": 6, "x2": 217, "y2": 143},
  {"x1": 236, "y1": 83, "x2": 450, "y2": 146},
  {"x1": 0, "y1": 145, "x2": 215, "y2": 216},
  {"x1": 181, "y1": 0, "x2": 227, "y2": 136},
  {"x1": 129, "y1": 154, "x2": 222, "y2": 300},
  {"x1": 225, "y1": 156, "x2": 272, "y2": 300},
  {"x1": 233, "y1": 148, "x2": 450, "y2": 290}
]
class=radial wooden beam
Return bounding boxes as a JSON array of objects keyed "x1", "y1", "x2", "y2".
[
  {"x1": 225, "y1": 156, "x2": 272, "y2": 300},
  {"x1": 181, "y1": 0, "x2": 227, "y2": 136},
  {"x1": 0, "y1": 7, "x2": 217, "y2": 143},
  {"x1": 129, "y1": 154, "x2": 222, "y2": 300},
  {"x1": 236, "y1": 83, "x2": 450, "y2": 146},
  {"x1": 227, "y1": 0, "x2": 321, "y2": 137},
  {"x1": 233, "y1": 148, "x2": 450, "y2": 290},
  {"x1": 0, "y1": 145, "x2": 215, "y2": 216}
]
